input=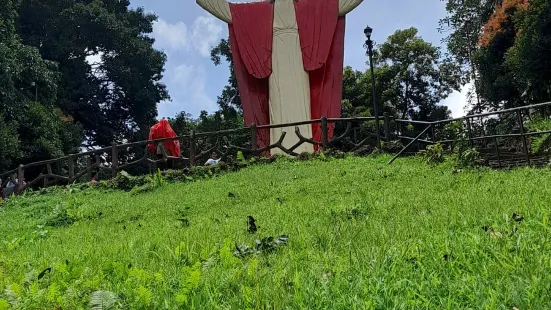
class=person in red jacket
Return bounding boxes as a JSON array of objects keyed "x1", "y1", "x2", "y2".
[{"x1": 148, "y1": 119, "x2": 181, "y2": 170}]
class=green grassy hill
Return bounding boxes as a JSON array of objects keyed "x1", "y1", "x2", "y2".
[{"x1": 1, "y1": 156, "x2": 551, "y2": 309}]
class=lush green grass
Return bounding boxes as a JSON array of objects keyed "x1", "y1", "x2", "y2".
[{"x1": 1, "y1": 155, "x2": 551, "y2": 309}]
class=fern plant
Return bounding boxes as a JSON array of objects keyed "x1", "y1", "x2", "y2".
[
  {"x1": 526, "y1": 116, "x2": 551, "y2": 155},
  {"x1": 89, "y1": 290, "x2": 118, "y2": 310}
]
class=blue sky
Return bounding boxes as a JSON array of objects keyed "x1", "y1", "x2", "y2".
[{"x1": 128, "y1": 0, "x2": 470, "y2": 119}]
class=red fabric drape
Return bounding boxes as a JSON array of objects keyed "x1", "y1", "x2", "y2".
[
  {"x1": 147, "y1": 119, "x2": 181, "y2": 157},
  {"x1": 295, "y1": 0, "x2": 345, "y2": 150},
  {"x1": 228, "y1": 0, "x2": 345, "y2": 152},
  {"x1": 228, "y1": 2, "x2": 273, "y2": 151}
]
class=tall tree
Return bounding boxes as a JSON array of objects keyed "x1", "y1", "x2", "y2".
[
  {"x1": 438, "y1": 0, "x2": 504, "y2": 112},
  {"x1": 16, "y1": 0, "x2": 169, "y2": 147},
  {"x1": 377, "y1": 27, "x2": 459, "y2": 121},
  {"x1": 506, "y1": 0, "x2": 551, "y2": 103},
  {"x1": 0, "y1": 0, "x2": 82, "y2": 172},
  {"x1": 475, "y1": 0, "x2": 527, "y2": 110}
]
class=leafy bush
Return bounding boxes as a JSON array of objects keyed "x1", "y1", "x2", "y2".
[
  {"x1": 452, "y1": 145, "x2": 481, "y2": 168},
  {"x1": 526, "y1": 116, "x2": 551, "y2": 155},
  {"x1": 382, "y1": 140, "x2": 404, "y2": 153},
  {"x1": 418, "y1": 143, "x2": 445, "y2": 164},
  {"x1": 107, "y1": 171, "x2": 148, "y2": 191},
  {"x1": 442, "y1": 121, "x2": 463, "y2": 141},
  {"x1": 461, "y1": 148, "x2": 480, "y2": 164}
]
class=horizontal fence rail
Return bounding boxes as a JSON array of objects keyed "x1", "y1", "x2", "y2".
[
  {"x1": 0, "y1": 116, "x2": 383, "y2": 195},
  {"x1": 2, "y1": 102, "x2": 551, "y2": 195},
  {"x1": 390, "y1": 101, "x2": 551, "y2": 167}
]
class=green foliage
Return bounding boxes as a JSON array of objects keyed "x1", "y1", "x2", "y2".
[
  {"x1": 506, "y1": 0, "x2": 551, "y2": 104},
  {"x1": 442, "y1": 121, "x2": 463, "y2": 141},
  {"x1": 1, "y1": 157, "x2": 551, "y2": 308},
  {"x1": 454, "y1": 138, "x2": 481, "y2": 167},
  {"x1": 418, "y1": 143, "x2": 445, "y2": 164},
  {"x1": 378, "y1": 27, "x2": 459, "y2": 121},
  {"x1": 525, "y1": 117, "x2": 551, "y2": 155},
  {"x1": 17, "y1": 102, "x2": 83, "y2": 162},
  {"x1": 0, "y1": 116, "x2": 20, "y2": 170},
  {"x1": 460, "y1": 147, "x2": 481, "y2": 165},
  {"x1": 153, "y1": 169, "x2": 164, "y2": 187},
  {"x1": 0, "y1": 0, "x2": 82, "y2": 172},
  {"x1": 16, "y1": 0, "x2": 169, "y2": 147},
  {"x1": 236, "y1": 151, "x2": 247, "y2": 165},
  {"x1": 233, "y1": 235, "x2": 289, "y2": 258},
  {"x1": 381, "y1": 140, "x2": 404, "y2": 153},
  {"x1": 90, "y1": 291, "x2": 118, "y2": 310},
  {"x1": 108, "y1": 171, "x2": 146, "y2": 192},
  {"x1": 442, "y1": 0, "x2": 551, "y2": 111},
  {"x1": 0, "y1": 299, "x2": 9, "y2": 310}
]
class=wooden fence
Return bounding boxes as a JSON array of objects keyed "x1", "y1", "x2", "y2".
[
  {"x1": 3, "y1": 101, "x2": 551, "y2": 196},
  {"x1": 0, "y1": 116, "x2": 388, "y2": 195},
  {"x1": 389, "y1": 101, "x2": 551, "y2": 167}
]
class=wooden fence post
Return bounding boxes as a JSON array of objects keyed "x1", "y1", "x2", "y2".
[
  {"x1": 95, "y1": 154, "x2": 101, "y2": 180},
  {"x1": 480, "y1": 117, "x2": 487, "y2": 148},
  {"x1": 111, "y1": 142, "x2": 119, "y2": 177},
  {"x1": 16, "y1": 164, "x2": 24, "y2": 194},
  {"x1": 388, "y1": 124, "x2": 433, "y2": 165},
  {"x1": 189, "y1": 130, "x2": 196, "y2": 167},
  {"x1": 494, "y1": 137, "x2": 501, "y2": 169},
  {"x1": 383, "y1": 112, "x2": 390, "y2": 142},
  {"x1": 86, "y1": 157, "x2": 93, "y2": 181},
  {"x1": 431, "y1": 123, "x2": 436, "y2": 143},
  {"x1": 250, "y1": 124, "x2": 258, "y2": 153},
  {"x1": 321, "y1": 116, "x2": 329, "y2": 150},
  {"x1": 68, "y1": 155, "x2": 75, "y2": 183},
  {"x1": 517, "y1": 110, "x2": 531, "y2": 166},
  {"x1": 466, "y1": 118, "x2": 473, "y2": 147},
  {"x1": 44, "y1": 163, "x2": 52, "y2": 187}
]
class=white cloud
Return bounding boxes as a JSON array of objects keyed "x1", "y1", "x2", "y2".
[
  {"x1": 151, "y1": 16, "x2": 223, "y2": 57},
  {"x1": 157, "y1": 63, "x2": 217, "y2": 118},
  {"x1": 152, "y1": 19, "x2": 190, "y2": 51},
  {"x1": 191, "y1": 15, "x2": 224, "y2": 57},
  {"x1": 441, "y1": 82, "x2": 473, "y2": 118}
]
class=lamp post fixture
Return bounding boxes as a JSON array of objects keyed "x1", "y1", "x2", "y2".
[{"x1": 364, "y1": 25, "x2": 381, "y2": 149}]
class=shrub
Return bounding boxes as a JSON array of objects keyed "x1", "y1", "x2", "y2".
[
  {"x1": 526, "y1": 116, "x2": 551, "y2": 155},
  {"x1": 418, "y1": 143, "x2": 445, "y2": 164},
  {"x1": 381, "y1": 140, "x2": 404, "y2": 153}
]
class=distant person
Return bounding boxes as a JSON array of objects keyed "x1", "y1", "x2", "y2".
[
  {"x1": 148, "y1": 119, "x2": 181, "y2": 171},
  {"x1": 205, "y1": 152, "x2": 221, "y2": 166}
]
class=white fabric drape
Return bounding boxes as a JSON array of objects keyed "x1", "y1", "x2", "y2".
[
  {"x1": 196, "y1": 0, "x2": 364, "y2": 155},
  {"x1": 269, "y1": 0, "x2": 313, "y2": 155}
]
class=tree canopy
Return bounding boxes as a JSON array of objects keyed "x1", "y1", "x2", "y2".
[
  {"x1": 440, "y1": 0, "x2": 551, "y2": 112},
  {"x1": 16, "y1": 0, "x2": 169, "y2": 146},
  {"x1": 0, "y1": 0, "x2": 82, "y2": 172},
  {"x1": 0, "y1": 0, "x2": 169, "y2": 172}
]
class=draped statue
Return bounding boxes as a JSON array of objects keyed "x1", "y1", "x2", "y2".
[{"x1": 196, "y1": 0, "x2": 363, "y2": 154}]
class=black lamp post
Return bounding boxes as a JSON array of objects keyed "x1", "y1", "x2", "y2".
[{"x1": 364, "y1": 25, "x2": 381, "y2": 149}]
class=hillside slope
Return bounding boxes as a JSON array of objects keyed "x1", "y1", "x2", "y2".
[{"x1": 1, "y1": 156, "x2": 551, "y2": 309}]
